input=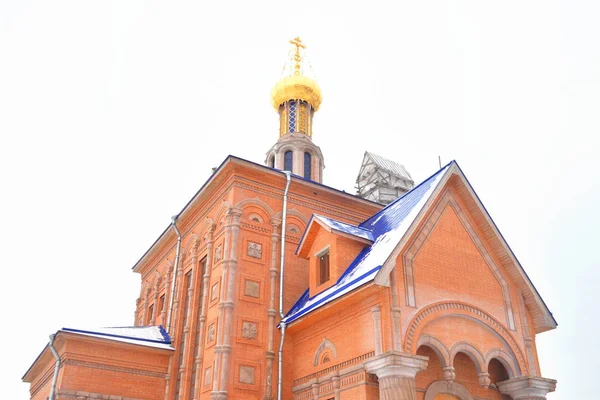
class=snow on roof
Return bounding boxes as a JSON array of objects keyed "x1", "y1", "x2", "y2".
[
  {"x1": 283, "y1": 162, "x2": 452, "y2": 324},
  {"x1": 365, "y1": 151, "x2": 414, "y2": 182},
  {"x1": 61, "y1": 325, "x2": 174, "y2": 350},
  {"x1": 314, "y1": 215, "x2": 375, "y2": 241}
]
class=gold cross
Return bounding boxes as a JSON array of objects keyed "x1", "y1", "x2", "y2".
[{"x1": 289, "y1": 36, "x2": 306, "y2": 75}]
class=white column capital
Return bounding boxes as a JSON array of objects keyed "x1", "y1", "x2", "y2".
[
  {"x1": 364, "y1": 351, "x2": 428, "y2": 379},
  {"x1": 497, "y1": 376, "x2": 556, "y2": 400}
]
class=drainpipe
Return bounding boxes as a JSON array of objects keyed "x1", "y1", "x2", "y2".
[
  {"x1": 48, "y1": 334, "x2": 60, "y2": 400},
  {"x1": 166, "y1": 215, "x2": 182, "y2": 335},
  {"x1": 277, "y1": 171, "x2": 292, "y2": 400}
]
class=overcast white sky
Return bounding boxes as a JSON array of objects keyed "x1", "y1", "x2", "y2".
[{"x1": 1, "y1": 1, "x2": 598, "y2": 398}]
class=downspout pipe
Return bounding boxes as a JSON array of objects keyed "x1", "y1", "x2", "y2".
[
  {"x1": 277, "y1": 171, "x2": 291, "y2": 400},
  {"x1": 166, "y1": 215, "x2": 182, "y2": 335},
  {"x1": 48, "y1": 334, "x2": 60, "y2": 400}
]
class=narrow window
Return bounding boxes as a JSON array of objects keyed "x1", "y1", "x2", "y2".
[
  {"x1": 319, "y1": 251, "x2": 330, "y2": 285},
  {"x1": 159, "y1": 294, "x2": 166, "y2": 312},
  {"x1": 269, "y1": 156, "x2": 275, "y2": 168},
  {"x1": 148, "y1": 304, "x2": 155, "y2": 324},
  {"x1": 304, "y1": 152, "x2": 312, "y2": 180},
  {"x1": 284, "y1": 151, "x2": 293, "y2": 172}
]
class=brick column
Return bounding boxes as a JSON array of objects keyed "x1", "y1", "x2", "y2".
[
  {"x1": 265, "y1": 219, "x2": 281, "y2": 400},
  {"x1": 364, "y1": 352, "x2": 428, "y2": 400},
  {"x1": 212, "y1": 211, "x2": 233, "y2": 400},
  {"x1": 181, "y1": 240, "x2": 199, "y2": 400},
  {"x1": 218, "y1": 207, "x2": 242, "y2": 399},
  {"x1": 497, "y1": 376, "x2": 556, "y2": 400},
  {"x1": 193, "y1": 224, "x2": 214, "y2": 399}
]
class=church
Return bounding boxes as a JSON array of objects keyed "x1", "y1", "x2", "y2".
[{"x1": 23, "y1": 38, "x2": 557, "y2": 400}]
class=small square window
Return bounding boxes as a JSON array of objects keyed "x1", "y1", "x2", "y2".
[{"x1": 319, "y1": 251, "x2": 330, "y2": 285}]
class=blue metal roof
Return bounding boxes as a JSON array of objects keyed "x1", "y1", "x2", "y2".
[
  {"x1": 282, "y1": 162, "x2": 453, "y2": 324},
  {"x1": 61, "y1": 325, "x2": 173, "y2": 349},
  {"x1": 314, "y1": 215, "x2": 375, "y2": 241}
]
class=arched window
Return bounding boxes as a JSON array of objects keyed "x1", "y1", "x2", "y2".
[
  {"x1": 284, "y1": 151, "x2": 293, "y2": 172},
  {"x1": 269, "y1": 156, "x2": 275, "y2": 168},
  {"x1": 304, "y1": 152, "x2": 312, "y2": 180}
]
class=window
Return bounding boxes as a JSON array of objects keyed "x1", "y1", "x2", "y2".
[
  {"x1": 159, "y1": 294, "x2": 166, "y2": 312},
  {"x1": 304, "y1": 152, "x2": 312, "y2": 180},
  {"x1": 148, "y1": 304, "x2": 155, "y2": 324},
  {"x1": 319, "y1": 250, "x2": 330, "y2": 285},
  {"x1": 284, "y1": 151, "x2": 293, "y2": 172},
  {"x1": 269, "y1": 156, "x2": 275, "y2": 168}
]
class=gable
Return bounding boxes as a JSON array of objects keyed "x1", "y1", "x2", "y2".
[
  {"x1": 407, "y1": 195, "x2": 513, "y2": 328},
  {"x1": 375, "y1": 164, "x2": 556, "y2": 333}
]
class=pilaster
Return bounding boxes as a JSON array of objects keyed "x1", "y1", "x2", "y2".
[
  {"x1": 193, "y1": 224, "x2": 214, "y2": 399},
  {"x1": 364, "y1": 351, "x2": 428, "y2": 400},
  {"x1": 265, "y1": 218, "x2": 281, "y2": 400},
  {"x1": 219, "y1": 207, "x2": 243, "y2": 397}
]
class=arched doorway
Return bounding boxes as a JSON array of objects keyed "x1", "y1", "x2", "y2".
[{"x1": 434, "y1": 395, "x2": 459, "y2": 400}]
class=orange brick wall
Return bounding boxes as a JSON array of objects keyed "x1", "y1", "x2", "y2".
[
  {"x1": 24, "y1": 160, "x2": 552, "y2": 400},
  {"x1": 412, "y1": 205, "x2": 505, "y2": 323}
]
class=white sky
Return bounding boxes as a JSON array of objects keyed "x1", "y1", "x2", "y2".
[{"x1": 1, "y1": 1, "x2": 598, "y2": 398}]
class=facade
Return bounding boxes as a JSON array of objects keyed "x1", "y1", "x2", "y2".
[{"x1": 23, "y1": 38, "x2": 557, "y2": 400}]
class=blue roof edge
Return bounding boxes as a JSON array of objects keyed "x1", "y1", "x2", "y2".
[
  {"x1": 453, "y1": 162, "x2": 557, "y2": 327},
  {"x1": 61, "y1": 327, "x2": 172, "y2": 345},
  {"x1": 359, "y1": 160, "x2": 455, "y2": 228},
  {"x1": 282, "y1": 265, "x2": 382, "y2": 325}
]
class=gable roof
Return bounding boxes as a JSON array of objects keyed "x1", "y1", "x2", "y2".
[
  {"x1": 60, "y1": 325, "x2": 173, "y2": 349},
  {"x1": 22, "y1": 325, "x2": 173, "y2": 381},
  {"x1": 283, "y1": 161, "x2": 557, "y2": 333},
  {"x1": 132, "y1": 155, "x2": 381, "y2": 273},
  {"x1": 283, "y1": 162, "x2": 452, "y2": 324},
  {"x1": 296, "y1": 214, "x2": 374, "y2": 257}
]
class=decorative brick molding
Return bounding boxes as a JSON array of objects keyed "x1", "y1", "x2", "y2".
[
  {"x1": 293, "y1": 368, "x2": 378, "y2": 400},
  {"x1": 402, "y1": 190, "x2": 516, "y2": 331},
  {"x1": 497, "y1": 376, "x2": 556, "y2": 399},
  {"x1": 62, "y1": 360, "x2": 167, "y2": 378},
  {"x1": 313, "y1": 337, "x2": 338, "y2": 366},
  {"x1": 235, "y1": 196, "x2": 276, "y2": 219},
  {"x1": 416, "y1": 334, "x2": 451, "y2": 368},
  {"x1": 404, "y1": 301, "x2": 527, "y2": 375},
  {"x1": 57, "y1": 390, "x2": 145, "y2": 400},
  {"x1": 235, "y1": 180, "x2": 366, "y2": 224},
  {"x1": 423, "y1": 381, "x2": 473, "y2": 400},
  {"x1": 364, "y1": 351, "x2": 428, "y2": 400},
  {"x1": 294, "y1": 351, "x2": 375, "y2": 386}
]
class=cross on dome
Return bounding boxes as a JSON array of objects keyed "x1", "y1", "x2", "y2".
[{"x1": 289, "y1": 36, "x2": 306, "y2": 75}]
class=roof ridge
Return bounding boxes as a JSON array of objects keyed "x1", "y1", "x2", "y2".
[{"x1": 359, "y1": 160, "x2": 454, "y2": 228}]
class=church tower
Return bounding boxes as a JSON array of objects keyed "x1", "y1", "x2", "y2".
[{"x1": 266, "y1": 37, "x2": 325, "y2": 183}]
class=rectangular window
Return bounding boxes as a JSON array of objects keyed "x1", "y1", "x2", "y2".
[
  {"x1": 319, "y1": 251, "x2": 330, "y2": 285},
  {"x1": 159, "y1": 294, "x2": 166, "y2": 312},
  {"x1": 148, "y1": 304, "x2": 155, "y2": 324}
]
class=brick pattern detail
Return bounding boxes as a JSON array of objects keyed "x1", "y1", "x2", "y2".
[
  {"x1": 247, "y1": 241, "x2": 262, "y2": 258},
  {"x1": 404, "y1": 190, "x2": 516, "y2": 331},
  {"x1": 405, "y1": 301, "x2": 528, "y2": 375}
]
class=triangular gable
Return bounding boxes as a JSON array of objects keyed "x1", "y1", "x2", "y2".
[
  {"x1": 282, "y1": 162, "x2": 452, "y2": 324},
  {"x1": 296, "y1": 214, "x2": 374, "y2": 258},
  {"x1": 374, "y1": 162, "x2": 557, "y2": 333}
]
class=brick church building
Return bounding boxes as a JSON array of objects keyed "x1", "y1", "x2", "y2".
[{"x1": 23, "y1": 38, "x2": 557, "y2": 400}]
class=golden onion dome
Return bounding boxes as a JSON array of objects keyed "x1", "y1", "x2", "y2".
[{"x1": 271, "y1": 74, "x2": 323, "y2": 112}]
